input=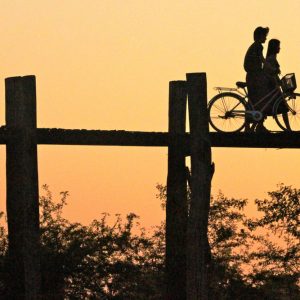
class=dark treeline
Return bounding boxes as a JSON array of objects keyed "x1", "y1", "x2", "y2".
[{"x1": 0, "y1": 184, "x2": 299, "y2": 299}]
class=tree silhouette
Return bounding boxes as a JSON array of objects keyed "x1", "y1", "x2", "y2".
[{"x1": 0, "y1": 184, "x2": 299, "y2": 299}]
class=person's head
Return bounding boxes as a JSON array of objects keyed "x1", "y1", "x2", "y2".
[
  {"x1": 266, "y1": 39, "x2": 280, "y2": 57},
  {"x1": 253, "y1": 26, "x2": 269, "y2": 43}
]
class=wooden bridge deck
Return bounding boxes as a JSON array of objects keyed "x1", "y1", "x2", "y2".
[{"x1": 0, "y1": 126, "x2": 299, "y2": 149}]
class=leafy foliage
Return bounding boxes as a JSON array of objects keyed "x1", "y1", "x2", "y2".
[
  {"x1": 246, "y1": 184, "x2": 300, "y2": 299},
  {"x1": 0, "y1": 184, "x2": 299, "y2": 299},
  {"x1": 38, "y1": 185, "x2": 164, "y2": 299}
]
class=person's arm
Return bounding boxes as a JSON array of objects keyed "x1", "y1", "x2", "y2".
[
  {"x1": 244, "y1": 43, "x2": 264, "y2": 72},
  {"x1": 264, "y1": 56, "x2": 280, "y2": 75},
  {"x1": 258, "y1": 44, "x2": 265, "y2": 64}
]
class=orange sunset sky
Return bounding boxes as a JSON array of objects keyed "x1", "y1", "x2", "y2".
[{"x1": 0, "y1": 0, "x2": 300, "y2": 228}]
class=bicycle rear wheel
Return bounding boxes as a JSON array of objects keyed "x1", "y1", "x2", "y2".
[
  {"x1": 208, "y1": 92, "x2": 247, "y2": 132},
  {"x1": 274, "y1": 95, "x2": 300, "y2": 131}
]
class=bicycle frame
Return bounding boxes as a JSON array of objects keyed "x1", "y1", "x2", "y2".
[
  {"x1": 214, "y1": 84, "x2": 295, "y2": 118},
  {"x1": 210, "y1": 74, "x2": 300, "y2": 132}
]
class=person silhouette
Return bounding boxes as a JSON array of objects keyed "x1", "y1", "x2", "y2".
[
  {"x1": 264, "y1": 39, "x2": 281, "y2": 82},
  {"x1": 264, "y1": 39, "x2": 291, "y2": 130},
  {"x1": 244, "y1": 26, "x2": 269, "y2": 132}
]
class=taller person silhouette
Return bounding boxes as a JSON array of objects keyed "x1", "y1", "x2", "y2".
[{"x1": 244, "y1": 26, "x2": 269, "y2": 132}]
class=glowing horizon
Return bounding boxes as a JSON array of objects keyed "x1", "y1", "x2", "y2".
[{"x1": 0, "y1": 0, "x2": 300, "y2": 228}]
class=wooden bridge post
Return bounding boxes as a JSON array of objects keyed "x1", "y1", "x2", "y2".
[
  {"x1": 186, "y1": 73, "x2": 212, "y2": 300},
  {"x1": 166, "y1": 81, "x2": 188, "y2": 300},
  {"x1": 5, "y1": 76, "x2": 41, "y2": 298}
]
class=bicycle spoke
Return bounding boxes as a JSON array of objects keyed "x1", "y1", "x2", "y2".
[
  {"x1": 221, "y1": 97, "x2": 229, "y2": 112},
  {"x1": 208, "y1": 93, "x2": 246, "y2": 132},
  {"x1": 213, "y1": 103, "x2": 226, "y2": 113}
]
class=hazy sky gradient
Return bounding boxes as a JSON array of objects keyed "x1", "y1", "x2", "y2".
[{"x1": 0, "y1": 1, "x2": 300, "y2": 227}]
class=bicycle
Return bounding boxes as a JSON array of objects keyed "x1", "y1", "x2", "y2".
[{"x1": 208, "y1": 73, "x2": 300, "y2": 132}]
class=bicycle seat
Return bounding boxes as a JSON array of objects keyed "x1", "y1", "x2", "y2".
[{"x1": 236, "y1": 81, "x2": 247, "y2": 89}]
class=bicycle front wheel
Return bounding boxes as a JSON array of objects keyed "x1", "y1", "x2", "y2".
[
  {"x1": 208, "y1": 92, "x2": 247, "y2": 132},
  {"x1": 274, "y1": 95, "x2": 300, "y2": 131}
]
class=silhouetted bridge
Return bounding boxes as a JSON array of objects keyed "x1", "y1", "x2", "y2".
[
  {"x1": 0, "y1": 127, "x2": 299, "y2": 148},
  {"x1": 4, "y1": 74, "x2": 300, "y2": 299}
]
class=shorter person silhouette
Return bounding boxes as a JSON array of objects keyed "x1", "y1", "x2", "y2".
[{"x1": 264, "y1": 39, "x2": 291, "y2": 130}]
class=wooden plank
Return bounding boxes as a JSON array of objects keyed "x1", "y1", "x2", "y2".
[
  {"x1": 0, "y1": 127, "x2": 300, "y2": 148},
  {"x1": 35, "y1": 129, "x2": 300, "y2": 148},
  {"x1": 186, "y1": 73, "x2": 212, "y2": 300},
  {"x1": 37, "y1": 128, "x2": 174, "y2": 146},
  {"x1": 166, "y1": 81, "x2": 188, "y2": 300},
  {"x1": 5, "y1": 76, "x2": 41, "y2": 298},
  {"x1": 209, "y1": 131, "x2": 300, "y2": 148}
]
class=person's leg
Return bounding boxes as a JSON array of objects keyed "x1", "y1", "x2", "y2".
[
  {"x1": 244, "y1": 122, "x2": 250, "y2": 132},
  {"x1": 251, "y1": 122, "x2": 258, "y2": 132},
  {"x1": 245, "y1": 122, "x2": 257, "y2": 132},
  {"x1": 255, "y1": 115, "x2": 268, "y2": 132}
]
